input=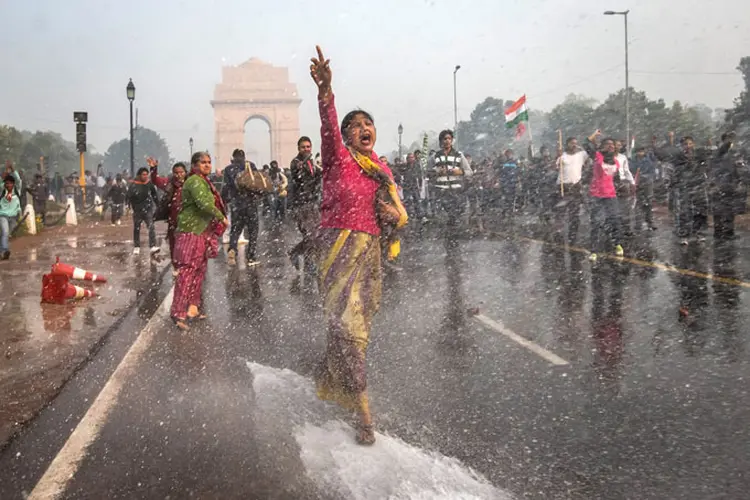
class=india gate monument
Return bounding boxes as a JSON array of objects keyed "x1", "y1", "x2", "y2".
[{"x1": 211, "y1": 58, "x2": 301, "y2": 172}]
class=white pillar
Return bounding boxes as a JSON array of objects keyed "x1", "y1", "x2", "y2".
[
  {"x1": 23, "y1": 203, "x2": 37, "y2": 235},
  {"x1": 65, "y1": 196, "x2": 78, "y2": 226}
]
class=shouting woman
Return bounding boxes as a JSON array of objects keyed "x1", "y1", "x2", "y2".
[
  {"x1": 310, "y1": 46, "x2": 408, "y2": 445},
  {"x1": 170, "y1": 152, "x2": 228, "y2": 330}
]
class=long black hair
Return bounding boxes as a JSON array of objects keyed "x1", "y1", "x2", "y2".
[{"x1": 341, "y1": 110, "x2": 375, "y2": 143}]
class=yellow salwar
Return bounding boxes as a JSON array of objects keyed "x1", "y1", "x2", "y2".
[{"x1": 316, "y1": 228, "x2": 382, "y2": 412}]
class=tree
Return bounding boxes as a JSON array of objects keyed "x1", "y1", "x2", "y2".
[
  {"x1": 545, "y1": 94, "x2": 597, "y2": 147},
  {"x1": 725, "y1": 56, "x2": 750, "y2": 149},
  {"x1": 455, "y1": 97, "x2": 518, "y2": 157},
  {"x1": 103, "y1": 126, "x2": 171, "y2": 175},
  {"x1": 19, "y1": 131, "x2": 78, "y2": 175},
  {"x1": 0, "y1": 126, "x2": 25, "y2": 167}
]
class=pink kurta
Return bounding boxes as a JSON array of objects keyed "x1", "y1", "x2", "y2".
[{"x1": 318, "y1": 94, "x2": 393, "y2": 236}]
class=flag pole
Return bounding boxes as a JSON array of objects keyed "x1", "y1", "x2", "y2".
[{"x1": 526, "y1": 103, "x2": 534, "y2": 158}]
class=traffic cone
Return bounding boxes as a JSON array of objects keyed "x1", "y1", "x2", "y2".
[
  {"x1": 65, "y1": 196, "x2": 78, "y2": 226},
  {"x1": 94, "y1": 194, "x2": 103, "y2": 215},
  {"x1": 23, "y1": 203, "x2": 37, "y2": 235},
  {"x1": 41, "y1": 273, "x2": 96, "y2": 304},
  {"x1": 51, "y1": 256, "x2": 108, "y2": 283}
]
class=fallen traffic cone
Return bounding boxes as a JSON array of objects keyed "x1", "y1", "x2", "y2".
[
  {"x1": 41, "y1": 273, "x2": 96, "y2": 304},
  {"x1": 23, "y1": 203, "x2": 37, "y2": 235},
  {"x1": 51, "y1": 256, "x2": 108, "y2": 283}
]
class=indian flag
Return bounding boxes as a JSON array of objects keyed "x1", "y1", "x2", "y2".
[{"x1": 505, "y1": 95, "x2": 528, "y2": 129}]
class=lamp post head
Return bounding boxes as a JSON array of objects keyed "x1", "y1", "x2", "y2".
[
  {"x1": 189, "y1": 137, "x2": 194, "y2": 146},
  {"x1": 604, "y1": 10, "x2": 628, "y2": 15},
  {"x1": 604, "y1": 10, "x2": 616, "y2": 15},
  {"x1": 454, "y1": 65, "x2": 461, "y2": 73},
  {"x1": 126, "y1": 78, "x2": 135, "y2": 101},
  {"x1": 398, "y1": 123, "x2": 403, "y2": 135}
]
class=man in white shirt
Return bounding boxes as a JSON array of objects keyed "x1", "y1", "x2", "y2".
[
  {"x1": 555, "y1": 135, "x2": 591, "y2": 245},
  {"x1": 615, "y1": 139, "x2": 635, "y2": 236}
]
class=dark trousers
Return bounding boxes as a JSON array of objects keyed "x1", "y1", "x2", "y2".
[
  {"x1": 33, "y1": 201, "x2": 46, "y2": 224},
  {"x1": 273, "y1": 196, "x2": 286, "y2": 221},
  {"x1": 133, "y1": 210, "x2": 156, "y2": 248},
  {"x1": 590, "y1": 197, "x2": 621, "y2": 253},
  {"x1": 618, "y1": 193, "x2": 634, "y2": 236},
  {"x1": 635, "y1": 179, "x2": 655, "y2": 228},
  {"x1": 403, "y1": 188, "x2": 422, "y2": 218},
  {"x1": 501, "y1": 185, "x2": 517, "y2": 218},
  {"x1": 714, "y1": 211, "x2": 736, "y2": 241},
  {"x1": 436, "y1": 192, "x2": 464, "y2": 229},
  {"x1": 229, "y1": 204, "x2": 259, "y2": 260},
  {"x1": 290, "y1": 202, "x2": 320, "y2": 274},
  {"x1": 555, "y1": 183, "x2": 583, "y2": 244},
  {"x1": 111, "y1": 203, "x2": 124, "y2": 224},
  {"x1": 674, "y1": 188, "x2": 708, "y2": 238}
]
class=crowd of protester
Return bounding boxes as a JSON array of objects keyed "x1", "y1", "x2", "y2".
[{"x1": 385, "y1": 129, "x2": 749, "y2": 260}]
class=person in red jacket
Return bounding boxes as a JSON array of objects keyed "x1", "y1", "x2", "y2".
[
  {"x1": 584, "y1": 131, "x2": 634, "y2": 261},
  {"x1": 149, "y1": 157, "x2": 187, "y2": 267},
  {"x1": 310, "y1": 45, "x2": 407, "y2": 446}
]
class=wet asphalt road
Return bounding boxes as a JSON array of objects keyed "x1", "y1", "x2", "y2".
[{"x1": 1, "y1": 217, "x2": 750, "y2": 499}]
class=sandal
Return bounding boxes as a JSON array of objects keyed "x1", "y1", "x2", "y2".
[
  {"x1": 356, "y1": 423, "x2": 376, "y2": 446},
  {"x1": 172, "y1": 317, "x2": 190, "y2": 331}
]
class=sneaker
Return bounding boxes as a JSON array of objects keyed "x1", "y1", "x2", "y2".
[
  {"x1": 110, "y1": 223, "x2": 116, "y2": 227},
  {"x1": 614, "y1": 244, "x2": 624, "y2": 257},
  {"x1": 246, "y1": 259, "x2": 260, "y2": 267},
  {"x1": 588, "y1": 253, "x2": 598, "y2": 262},
  {"x1": 227, "y1": 249, "x2": 237, "y2": 266},
  {"x1": 1, "y1": 251, "x2": 10, "y2": 260},
  {"x1": 150, "y1": 247, "x2": 161, "y2": 254},
  {"x1": 680, "y1": 239, "x2": 689, "y2": 246},
  {"x1": 133, "y1": 247, "x2": 140, "y2": 255},
  {"x1": 116, "y1": 220, "x2": 121, "y2": 226},
  {"x1": 697, "y1": 234, "x2": 706, "y2": 242}
]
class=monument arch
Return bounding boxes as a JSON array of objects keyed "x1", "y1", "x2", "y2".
[{"x1": 211, "y1": 58, "x2": 301, "y2": 172}]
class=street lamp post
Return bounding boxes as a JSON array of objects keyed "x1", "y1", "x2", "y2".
[
  {"x1": 126, "y1": 79, "x2": 136, "y2": 178},
  {"x1": 189, "y1": 137, "x2": 194, "y2": 157},
  {"x1": 604, "y1": 10, "x2": 630, "y2": 153},
  {"x1": 453, "y1": 65, "x2": 461, "y2": 142},
  {"x1": 397, "y1": 123, "x2": 403, "y2": 160}
]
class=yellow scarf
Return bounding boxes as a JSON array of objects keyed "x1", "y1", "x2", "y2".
[{"x1": 349, "y1": 149, "x2": 409, "y2": 260}]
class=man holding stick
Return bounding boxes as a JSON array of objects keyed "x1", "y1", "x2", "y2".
[{"x1": 554, "y1": 132, "x2": 596, "y2": 245}]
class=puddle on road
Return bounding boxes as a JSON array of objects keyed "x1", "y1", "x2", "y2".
[
  {"x1": 0, "y1": 244, "x2": 166, "y2": 446},
  {"x1": 246, "y1": 361, "x2": 512, "y2": 500}
]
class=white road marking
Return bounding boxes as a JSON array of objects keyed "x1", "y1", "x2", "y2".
[
  {"x1": 28, "y1": 287, "x2": 174, "y2": 500},
  {"x1": 473, "y1": 314, "x2": 569, "y2": 366}
]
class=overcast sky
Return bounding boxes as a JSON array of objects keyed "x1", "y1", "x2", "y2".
[{"x1": 1, "y1": 0, "x2": 749, "y2": 164}]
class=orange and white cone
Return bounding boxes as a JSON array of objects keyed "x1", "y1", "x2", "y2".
[
  {"x1": 66, "y1": 283, "x2": 96, "y2": 300},
  {"x1": 51, "y1": 256, "x2": 107, "y2": 283},
  {"x1": 41, "y1": 273, "x2": 96, "y2": 304}
]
